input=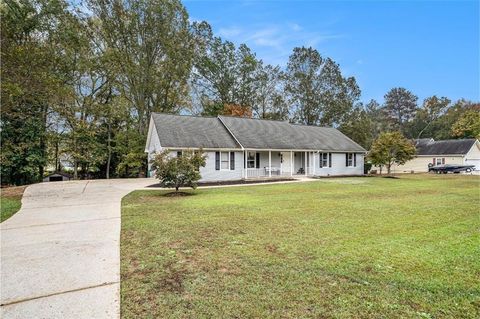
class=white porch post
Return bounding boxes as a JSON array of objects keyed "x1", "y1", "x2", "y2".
[
  {"x1": 269, "y1": 151, "x2": 272, "y2": 177},
  {"x1": 304, "y1": 151, "x2": 307, "y2": 176},
  {"x1": 244, "y1": 150, "x2": 247, "y2": 179},
  {"x1": 313, "y1": 152, "x2": 316, "y2": 175},
  {"x1": 290, "y1": 151, "x2": 293, "y2": 176}
]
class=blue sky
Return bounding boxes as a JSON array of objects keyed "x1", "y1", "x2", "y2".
[{"x1": 184, "y1": 0, "x2": 479, "y2": 104}]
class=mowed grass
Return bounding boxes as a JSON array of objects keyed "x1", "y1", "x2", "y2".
[
  {"x1": 1, "y1": 186, "x2": 26, "y2": 222},
  {"x1": 121, "y1": 175, "x2": 480, "y2": 318}
]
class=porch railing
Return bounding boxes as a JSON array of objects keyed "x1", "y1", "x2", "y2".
[{"x1": 245, "y1": 168, "x2": 294, "y2": 178}]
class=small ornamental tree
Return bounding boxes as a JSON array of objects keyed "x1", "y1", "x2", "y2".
[
  {"x1": 368, "y1": 132, "x2": 416, "y2": 175},
  {"x1": 152, "y1": 150, "x2": 207, "y2": 192}
]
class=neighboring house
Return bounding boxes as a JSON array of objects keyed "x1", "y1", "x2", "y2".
[
  {"x1": 43, "y1": 171, "x2": 74, "y2": 182},
  {"x1": 391, "y1": 138, "x2": 480, "y2": 173},
  {"x1": 145, "y1": 113, "x2": 366, "y2": 182}
]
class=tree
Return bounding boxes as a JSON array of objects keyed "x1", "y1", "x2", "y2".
[
  {"x1": 431, "y1": 100, "x2": 478, "y2": 140},
  {"x1": 383, "y1": 87, "x2": 418, "y2": 134},
  {"x1": 339, "y1": 106, "x2": 374, "y2": 149},
  {"x1": 88, "y1": 0, "x2": 194, "y2": 134},
  {"x1": 252, "y1": 63, "x2": 289, "y2": 120},
  {"x1": 368, "y1": 132, "x2": 416, "y2": 175},
  {"x1": 193, "y1": 34, "x2": 259, "y2": 116},
  {"x1": 0, "y1": 0, "x2": 72, "y2": 185},
  {"x1": 451, "y1": 109, "x2": 480, "y2": 139},
  {"x1": 408, "y1": 96, "x2": 450, "y2": 139},
  {"x1": 152, "y1": 150, "x2": 207, "y2": 192},
  {"x1": 285, "y1": 47, "x2": 360, "y2": 126}
]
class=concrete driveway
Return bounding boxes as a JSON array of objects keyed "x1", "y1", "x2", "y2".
[{"x1": 0, "y1": 178, "x2": 154, "y2": 319}]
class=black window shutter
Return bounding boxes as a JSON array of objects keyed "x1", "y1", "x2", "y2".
[
  {"x1": 230, "y1": 152, "x2": 235, "y2": 170},
  {"x1": 354, "y1": 153, "x2": 357, "y2": 167},
  {"x1": 345, "y1": 153, "x2": 348, "y2": 166},
  {"x1": 319, "y1": 153, "x2": 323, "y2": 168},
  {"x1": 256, "y1": 152, "x2": 260, "y2": 169},
  {"x1": 329, "y1": 153, "x2": 332, "y2": 167},
  {"x1": 215, "y1": 152, "x2": 220, "y2": 170}
]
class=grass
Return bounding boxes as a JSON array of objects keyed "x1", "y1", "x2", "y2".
[
  {"x1": 121, "y1": 175, "x2": 480, "y2": 318},
  {"x1": 1, "y1": 186, "x2": 26, "y2": 222}
]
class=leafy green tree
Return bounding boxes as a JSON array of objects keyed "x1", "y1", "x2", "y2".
[
  {"x1": 88, "y1": 0, "x2": 194, "y2": 134},
  {"x1": 252, "y1": 63, "x2": 289, "y2": 120},
  {"x1": 451, "y1": 109, "x2": 480, "y2": 139},
  {"x1": 431, "y1": 100, "x2": 477, "y2": 140},
  {"x1": 408, "y1": 96, "x2": 450, "y2": 139},
  {"x1": 0, "y1": 0, "x2": 71, "y2": 184},
  {"x1": 339, "y1": 106, "x2": 374, "y2": 149},
  {"x1": 152, "y1": 150, "x2": 207, "y2": 192},
  {"x1": 193, "y1": 34, "x2": 259, "y2": 116},
  {"x1": 383, "y1": 87, "x2": 418, "y2": 134},
  {"x1": 285, "y1": 47, "x2": 360, "y2": 126},
  {"x1": 368, "y1": 132, "x2": 416, "y2": 175}
]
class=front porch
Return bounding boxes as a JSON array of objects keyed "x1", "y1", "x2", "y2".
[{"x1": 243, "y1": 150, "x2": 316, "y2": 179}]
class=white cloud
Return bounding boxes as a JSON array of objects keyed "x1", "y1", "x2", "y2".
[
  {"x1": 212, "y1": 22, "x2": 344, "y2": 66},
  {"x1": 289, "y1": 23, "x2": 302, "y2": 32},
  {"x1": 218, "y1": 27, "x2": 242, "y2": 38}
]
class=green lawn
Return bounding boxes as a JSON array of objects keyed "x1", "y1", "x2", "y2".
[
  {"x1": 1, "y1": 186, "x2": 26, "y2": 222},
  {"x1": 121, "y1": 175, "x2": 480, "y2": 318}
]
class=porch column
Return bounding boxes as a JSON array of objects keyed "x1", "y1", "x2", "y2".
[
  {"x1": 313, "y1": 152, "x2": 316, "y2": 175},
  {"x1": 269, "y1": 151, "x2": 272, "y2": 177},
  {"x1": 304, "y1": 151, "x2": 307, "y2": 176},
  {"x1": 290, "y1": 151, "x2": 293, "y2": 176},
  {"x1": 244, "y1": 150, "x2": 247, "y2": 179}
]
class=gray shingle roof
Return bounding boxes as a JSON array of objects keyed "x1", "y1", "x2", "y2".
[
  {"x1": 152, "y1": 113, "x2": 241, "y2": 149},
  {"x1": 415, "y1": 139, "x2": 476, "y2": 155},
  {"x1": 219, "y1": 116, "x2": 366, "y2": 151},
  {"x1": 151, "y1": 113, "x2": 366, "y2": 152}
]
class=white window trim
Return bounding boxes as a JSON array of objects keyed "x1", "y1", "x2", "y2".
[
  {"x1": 247, "y1": 151, "x2": 256, "y2": 169},
  {"x1": 220, "y1": 151, "x2": 230, "y2": 171},
  {"x1": 319, "y1": 152, "x2": 329, "y2": 168},
  {"x1": 347, "y1": 153, "x2": 354, "y2": 167}
]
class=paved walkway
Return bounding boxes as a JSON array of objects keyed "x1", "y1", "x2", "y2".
[
  {"x1": 0, "y1": 179, "x2": 154, "y2": 319},
  {"x1": 0, "y1": 177, "x2": 315, "y2": 318}
]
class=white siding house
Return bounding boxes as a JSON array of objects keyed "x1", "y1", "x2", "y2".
[
  {"x1": 391, "y1": 138, "x2": 480, "y2": 173},
  {"x1": 145, "y1": 113, "x2": 366, "y2": 182}
]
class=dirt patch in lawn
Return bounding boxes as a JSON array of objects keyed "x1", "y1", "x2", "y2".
[{"x1": 1, "y1": 185, "x2": 27, "y2": 198}]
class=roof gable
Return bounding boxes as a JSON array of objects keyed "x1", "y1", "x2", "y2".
[{"x1": 151, "y1": 113, "x2": 240, "y2": 149}]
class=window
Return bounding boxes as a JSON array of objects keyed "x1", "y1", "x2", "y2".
[
  {"x1": 319, "y1": 153, "x2": 329, "y2": 168},
  {"x1": 247, "y1": 152, "x2": 256, "y2": 168},
  {"x1": 436, "y1": 158, "x2": 444, "y2": 165},
  {"x1": 177, "y1": 151, "x2": 182, "y2": 157},
  {"x1": 346, "y1": 153, "x2": 353, "y2": 167},
  {"x1": 221, "y1": 152, "x2": 229, "y2": 170}
]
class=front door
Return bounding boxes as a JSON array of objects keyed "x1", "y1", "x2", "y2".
[{"x1": 281, "y1": 152, "x2": 292, "y2": 174}]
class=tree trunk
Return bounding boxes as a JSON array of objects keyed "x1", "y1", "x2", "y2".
[
  {"x1": 387, "y1": 163, "x2": 392, "y2": 175},
  {"x1": 106, "y1": 122, "x2": 111, "y2": 179},
  {"x1": 73, "y1": 160, "x2": 78, "y2": 179},
  {"x1": 55, "y1": 139, "x2": 59, "y2": 171}
]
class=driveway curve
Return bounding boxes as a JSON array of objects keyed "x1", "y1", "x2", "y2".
[{"x1": 0, "y1": 178, "x2": 154, "y2": 319}]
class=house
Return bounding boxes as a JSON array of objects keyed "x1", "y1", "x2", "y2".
[
  {"x1": 145, "y1": 113, "x2": 366, "y2": 181},
  {"x1": 391, "y1": 138, "x2": 480, "y2": 173}
]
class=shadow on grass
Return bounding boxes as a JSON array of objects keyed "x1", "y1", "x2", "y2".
[{"x1": 163, "y1": 191, "x2": 196, "y2": 197}]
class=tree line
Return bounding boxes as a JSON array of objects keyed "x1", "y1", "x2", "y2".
[{"x1": 1, "y1": 0, "x2": 479, "y2": 185}]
